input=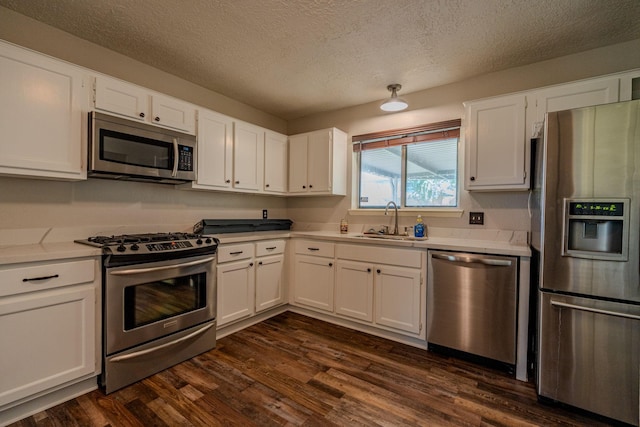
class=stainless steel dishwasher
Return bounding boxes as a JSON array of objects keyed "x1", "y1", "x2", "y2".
[{"x1": 427, "y1": 250, "x2": 518, "y2": 365}]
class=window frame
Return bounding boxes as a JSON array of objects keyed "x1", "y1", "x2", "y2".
[{"x1": 353, "y1": 119, "x2": 462, "y2": 212}]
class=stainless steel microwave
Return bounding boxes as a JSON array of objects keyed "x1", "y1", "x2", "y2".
[{"x1": 88, "y1": 111, "x2": 196, "y2": 184}]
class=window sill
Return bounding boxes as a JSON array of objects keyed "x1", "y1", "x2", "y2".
[{"x1": 347, "y1": 208, "x2": 464, "y2": 218}]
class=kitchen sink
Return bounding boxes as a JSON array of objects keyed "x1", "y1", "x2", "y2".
[{"x1": 354, "y1": 233, "x2": 427, "y2": 241}]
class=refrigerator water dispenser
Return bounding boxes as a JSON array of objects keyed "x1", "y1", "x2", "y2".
[{"x1": 562, "y1": 198, "x2": 629, "y2": 261}]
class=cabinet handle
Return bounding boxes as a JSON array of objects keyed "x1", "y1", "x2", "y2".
[
  {"x1": 23, "y1": 274, "x2": 59, "y2": 282},
  {"x1": 367, "y1": 268, "x2": 372, "y2": 273},
  {"x1": 309, "y1": 184, "x2": 313, "y2": 188},
  {"x1": 376, "y1": 269, "x2": 381, "y2": 274},
  {"x1": 249, "y1": 262, "x2": 254, "y2": 267},
  {"x1": 266, "y1": 184, "x2": 270, "y2": 188},
  {"x1": 230, "y1": 251, "x2": 244, "y2": 255},
  {"x1": 266, "y1": 247, "x2": 277, "y2": 250},
  {"x1": 225, "y1": 179, "x2": 231, "y2": 183},
  {"x1": 154, "y1": 116, "x2": 160, "y2": 122},
  {"x1": 235, "y1": 181, "x2": 240, "y2": 184},
  {"x1": 139, "y1": 112, "x2": 145, "y2": 118},
  {"x1": 329, "y1": 263, "x2": 333, "y2": 267},
  {"x1": 470, "y1": 176, "x2": 476, "y2": 181},
  {"x1": 307, "y1": 247, "x2": 320, "y2": 251},
  {"x1": 302, "y1": 185, "x2": 306, "y2": 189},
  {"x1": 258, "y1": 261, "x2": 263, "y2": 265}
]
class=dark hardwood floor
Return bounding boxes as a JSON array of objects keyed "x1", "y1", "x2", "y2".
[{"x1": 11, "y1": 312, "x2": 614, "y2": 426}]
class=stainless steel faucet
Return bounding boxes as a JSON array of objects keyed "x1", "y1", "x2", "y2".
[{"x1": 385, "y1": 201, "x2": 399, "y2": 235}]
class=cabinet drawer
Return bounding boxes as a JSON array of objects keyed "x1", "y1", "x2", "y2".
[
  {"x1": 0, "y1": 259, "x2": 95, "y2": 297},
  {"x1": 295, "y1": 240, "x2": 335, "y2": 258},
  {"x1": 256, "y1": 240, "x2": 286, "y2": 257},
  {"x1": 217, "y1": 243, "x2": 255, "y2": 263},
  {"x1": 336, "y1": 244, "x2": 422, "y2": 268}
]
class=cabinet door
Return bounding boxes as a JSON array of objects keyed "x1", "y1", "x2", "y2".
[
  {"x1": 465, "y1": 94, "x2": 527, "y2": 190},
  {"x1": 196, "y1": 110, "x2": 233, "y2": 189},
  {"x1": 293, "y1": 255, "x2": 334, "y2": 312},
  {"x1": 264, "y1": 131, "x2": 288, "y2": 193},
  {"x1": 217, "y1": 259, "x2": 255, "y2": 327},
  {"x1": 335, "y1": 260, "x2": 373, "y2": 322},
  {"x1": 255, "y1": 254, "x2": 285, "y2": 312},
  {"x1": 94, "y1": 76, "x2": 148, "y2": 122},
  {"x1": 150, "y1": 94, "x2": 196, "y2": 134},
  {"x1": 307, "y1": 130, "x2": 332, "y2": 193},
  {"x1": 233, "y1": 122, "x2": 264, "y2": 191},
  {"x1": 535, "y1": 77, "x2": 620, "y2": 123},
  {"x1": 0, "y1": 285, "x2": 96, "y2": 406},
  {"x1": 0, "y1": 42, "x2": 86, "y2": 180},
  {"x1": 288, "y1": 134, "x2": 308, "y2": 193},
  {"x1": 374, "y1": 265, "x2": 421, "y2": 334}
]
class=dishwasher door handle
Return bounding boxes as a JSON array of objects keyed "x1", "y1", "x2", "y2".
[{"x1": 431, "y1": 253, "x2": 512, "y2": 267}]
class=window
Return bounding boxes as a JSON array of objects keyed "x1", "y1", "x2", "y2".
[{"x1": 354, "y1": 119, "x2": 461, "y2": 209}]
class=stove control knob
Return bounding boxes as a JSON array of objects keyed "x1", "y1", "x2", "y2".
[
  {"x1": 117, "y1": 244, "x2": 127, "y2": 252},
  {"x1": 131, "y1": 243, "x2": 140, "y2": 251},
  {"x1": 205, "y1": 238, "x2": 212, "y2": 244},
  {"x1": 196, "y1": 238, "x2": 203, "y2": 245}
]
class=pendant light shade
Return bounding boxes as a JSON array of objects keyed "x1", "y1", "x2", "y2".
[{"x1": 380, "y1": 84, "x2": 408, "y2": 112}]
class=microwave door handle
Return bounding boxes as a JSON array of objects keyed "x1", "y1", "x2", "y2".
[
  {"x1": 171, "y1": 137, "x2": 179, "y2": 177},
  {"x1": 110, "y1": 256, "x2": 215, "y2": 275}
]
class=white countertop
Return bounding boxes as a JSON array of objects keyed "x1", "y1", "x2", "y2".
[
  {"x1": 0, "y1": 228, "x2": 530, "y2": 266},
  {"x1": 0, "y1": 242, "x2": 102, "y2": 266}
]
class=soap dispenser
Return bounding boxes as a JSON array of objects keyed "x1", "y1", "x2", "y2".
[{"x1": 414, "y1": 215, "x2": 425, "y2": 238}]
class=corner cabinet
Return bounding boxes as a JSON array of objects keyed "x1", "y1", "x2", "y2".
[
  {"x1": 288, "y1": 128, "x2": 347, "y2": 196},
  {"x1": 94, "y1": 76, "x2": 196, "y2": 134},
  {"x1": 263, "y1": 131, "x2": 288, "y2": 193},
  {"x1": 464, "y1": 94, "x2": 529, "y2": 191},
  {"x1": 0, "y1": 258, "x2": 99, "y2": 411},
  {"x1": 0, "y1": 41, "x2": 88, "y2": 181}
]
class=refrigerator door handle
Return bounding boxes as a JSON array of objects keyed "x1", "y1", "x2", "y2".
[{"x1": 550, "y1": 300, "x2": 640, "y2": 320}]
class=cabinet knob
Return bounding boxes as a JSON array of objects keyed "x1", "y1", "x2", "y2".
[
  {"x1": 309, "y1": 184, "x2": 313, "y2": 188},
  {"x1": 258, "y1": 261, "x2": 263, "y2": 265},
  {"x1": 367, "y1": 268, "x2": 372, "y2": 273},
  {"x1": 302, "y1": 185, "x2": 306, "y2": 189},
  {"x1": 266, "y1": 184, "x2": 270, "y2": 188},
  {"x1": 329, "y1": 262, "x2": 333, "y2": 267},
  {"x1": 225, "y1": 179, "x2": 231, "y2": 183},
  {"x1": 139, "y1": 112, "x2": 145, "y2": 118},
  {"x1": 376, "y1": 269, "x2": 381, "y2": 274},
  {"x1": 249, "y1": 262, "x2": 254, "y2": 267},
  {"x1": 470, "y1": 176, "x2": 476, "y2": 181},
  {"x1": 235, "y1": 181, "x2": 240, "y2": 184},
  {"x1": 154, "y1": 116, "x2": 160, "y2": 122}
]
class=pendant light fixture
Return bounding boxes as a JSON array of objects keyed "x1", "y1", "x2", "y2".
[{"x1": 380, "y1": 83, "x2": 408, "y2": 112}]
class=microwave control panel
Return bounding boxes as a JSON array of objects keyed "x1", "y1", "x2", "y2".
[{"x1": 178, "y1": 145, "x2": 194, "y2": 171}]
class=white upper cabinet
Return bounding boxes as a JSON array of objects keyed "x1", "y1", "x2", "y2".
[
  {"x1": 264, "y1": 131, "x2": 288, "y2": 193},
  {"x1": 233, "y1": 121, "x2": 265, "y2": 192},
  {"x1": 534, "y1": 77, "x2": 620, "y2": 123},
  {"x1": 288, "y1": 128, "x2": 347, "y2": 196},
  {"x1": 465, "y1": 94, "x2": 528, "y2": 191},
  {"x1": 94, "y1": 76, "x2": 196, "y2": 134},
  {"x1": 193, "y1": 109, "x2": 234, "y2": 189},
  {"x1": 0, "y1": 41, "x2": 88, "y2": 180}
]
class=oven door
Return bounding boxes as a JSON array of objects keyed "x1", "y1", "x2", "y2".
[{"x1": 104, "y1": 254, "x2": 216, "y2": 356}]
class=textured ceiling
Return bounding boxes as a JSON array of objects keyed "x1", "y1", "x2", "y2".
[{"x1": 1, "y1": 0, "x2": 640, "y2": 120}]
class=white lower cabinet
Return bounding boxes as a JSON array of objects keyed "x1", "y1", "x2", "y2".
[
  {"x1": 292, "y1": 240, "x2": 335, "y2": 312},
  {"x1": 217, "y1": 240, "x2": 287, "y2": 327},
  {"x1": 0, "y1": 258, "x2": 99, "y2": 409},
  {"x1": 335, "y1": 260, "x2": 373, "y2": 321},
  {"x1": 216, "y1": 243, "x2": 255, "y2": 327},
  {"x1": 374, "y1": 265, "x2": 421, "y2": 334}
]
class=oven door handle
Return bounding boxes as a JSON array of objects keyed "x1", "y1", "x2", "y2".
[
  {"x1": 109, "y1": 323, "x2": 214, "y2": 363},
  {"x1": 110, "y1": 256, "x2": 215, "y2": 275},
  {"x1": 171, "y1": 137, "x2": 179, "y2": 177}
]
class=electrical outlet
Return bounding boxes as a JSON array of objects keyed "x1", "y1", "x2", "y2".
[
  {"x1": 262, "y1": 209, "x2": 268, "y2": 219},
  {"x1": 469, "y1": 212, "x2": 484, "y2": 225}
]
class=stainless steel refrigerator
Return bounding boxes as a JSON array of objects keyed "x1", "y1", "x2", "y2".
[{"x1": 532, "y1": 99, "x2": 640, "y2": 426}]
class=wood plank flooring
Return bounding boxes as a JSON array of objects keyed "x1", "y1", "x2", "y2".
[{"x1": 10, "y1": 312, "x2": 615, "y2": 426}]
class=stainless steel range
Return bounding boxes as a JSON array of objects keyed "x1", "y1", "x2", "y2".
[{"x1": 77, "y1": 232, "x2": 219, "y2": 393}]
